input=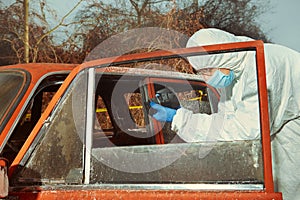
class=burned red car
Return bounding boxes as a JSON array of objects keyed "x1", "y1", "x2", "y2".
[{"x1": 0, "y1": 41, "x2": 282, "y2": 199}]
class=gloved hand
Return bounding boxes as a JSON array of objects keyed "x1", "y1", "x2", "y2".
[{"x1": 149, "y1": 101, "x2": 177, "y2": 122}]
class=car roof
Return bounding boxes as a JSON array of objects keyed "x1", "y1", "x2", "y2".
[
  {"x1": 0, "y1": 63, "x2": 78, "y2": 84},
  {"x1": 0, "y1": 63, "x2": 201, "y2": 82}
]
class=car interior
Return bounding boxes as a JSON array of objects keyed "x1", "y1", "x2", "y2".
[{"x1": 92, "y1": 73, "x2": 215, "y2": 148}]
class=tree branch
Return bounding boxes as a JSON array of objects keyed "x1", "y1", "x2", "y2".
[{"x1": 32, "y1": 0, "x2": 84, "y2": 62}]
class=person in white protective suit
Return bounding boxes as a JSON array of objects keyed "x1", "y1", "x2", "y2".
[{"x1": 150, "y1": 28, "x2": 300, "y2": 200}]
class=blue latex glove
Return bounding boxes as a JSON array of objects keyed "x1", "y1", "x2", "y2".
[{"x1": 150, "y1": 102, "x2": 177, "y2": 122}]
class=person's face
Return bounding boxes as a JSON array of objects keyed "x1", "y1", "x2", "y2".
[{"x1": 197, "y1": 68, "x2": 231, "y2": 82}]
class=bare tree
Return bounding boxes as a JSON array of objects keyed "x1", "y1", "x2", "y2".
[
  {"x1": 72, "y1": 0, "x2": 270, "y2": 70},
  {"x1": 74, "y1": 0, "x2": 181, "y2": 56},
  {"x1": 0, "y1": 2, "x2": 25, "y2": 64},
  {"x1": 127, "y1": 0, "x2": 170, "y2": 26},
  {"x1": 23, "y1": 0, "x2": 29, "y2": 63},
  {"x1": 0, "y1": 0, "x2": 85, "y2": 65},
  {"x1": 0, "y1": 0, "x2": 270, "y2": 66},
  {"x1": 31, "y1": 0, "x2": 84, "y2": 62},
  {"x1": 198, "y1": 0, "x2": 270, "y2": 41}
]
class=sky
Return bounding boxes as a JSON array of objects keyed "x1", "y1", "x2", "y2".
[{"x1": 257, "y1": 0, "x2": 300, "y2": 52}]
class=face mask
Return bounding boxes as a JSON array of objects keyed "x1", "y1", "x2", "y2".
[{"x1": 207, "y1": 70, "x2": 235, "y2": 88}]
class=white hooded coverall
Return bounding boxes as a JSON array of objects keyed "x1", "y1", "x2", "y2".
[{"x1": 171, "y1": 28, "x2": 300, "y2": 200}]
